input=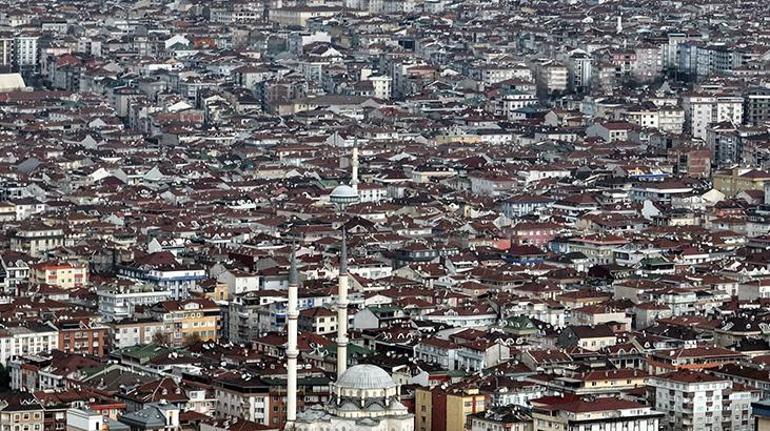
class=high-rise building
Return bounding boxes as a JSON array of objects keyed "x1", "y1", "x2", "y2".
[
  {"x1": 566, "y1": 50, "x2": 593, "y2": 93},
  {"x1": 13, "y1": 35, "x2": 38, "y2": 74}
]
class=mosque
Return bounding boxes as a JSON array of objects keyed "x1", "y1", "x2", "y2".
[
  {"x1": 293, "y1": 364, "x2": 414, "y2": 430},
  {"x1": 329, "y1": 146, "x2": 361, "y2": 209},
  {"x1": 283, "y1": 234, "x2": 414, "y2": 431}
]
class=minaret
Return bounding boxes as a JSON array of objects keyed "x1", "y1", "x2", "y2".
[
  {"x1": 336, "y1": 231, "x2": 350, "y2": 378},
  {"x1": 351, "y1": 146, "x2": 359, "y2": 194},
  {"x1": 286, "y1": 251, "x2": 300, "y2": 427},
  {"x1": 616, "y1": 15, "x2": 622, "y2": 34}
]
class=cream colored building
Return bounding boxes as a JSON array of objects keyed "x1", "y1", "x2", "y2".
[
  {"x1": 713, "y1": 168, "x2": 770, "y2": 198},
  {"x1": 148, "y1": 298, "x2": 221, "y2": 346},
  {"x1": 31, "y1": 262, "x2": 88, "y2": 288},
  {"x1": 753, "y1": 400, "x2": 770, "y2": 431},
  {"x1": 0, "y1": 393, "x2": 45, "y2": 431}
]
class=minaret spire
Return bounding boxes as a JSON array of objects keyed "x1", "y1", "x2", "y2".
[
  {"x1": 336, "y1": 230, "x2": 349, "y2": 378},
  {"x1": 351, "y1": 145, "x2": 359, "y2": 193},
  {"x1": 286, "y1": 248, "x2": 300, "y2": 427}
]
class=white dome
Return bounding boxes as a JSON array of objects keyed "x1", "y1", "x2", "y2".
[
  {"x1": 330, "y1": 184, "x2": 358, "y2": 200},
  {"x1": 337, "y1": 365, "x2": 397, "y2": 390}
]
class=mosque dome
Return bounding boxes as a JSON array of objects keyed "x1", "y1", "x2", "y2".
[
  {"x1": 336, "y1": 365, "x2": 397, "y2": 390},
  {"x1": 330, "y1": 184, "x2": 359, "y2": 206}
]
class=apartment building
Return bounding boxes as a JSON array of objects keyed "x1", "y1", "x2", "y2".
[
  {"x1": 683, "y1": 93, "x2": 744, "y2": 140},
  {"x1": 531, "y1": 395, "x2": 663, "y2": 431},
  {"x1": 415, "y1": 385, "x2": 488, "y2": 431},
  {"x1": 9, "y1": 223, "x2": 65, "y2": 258},
  {"x1": 97, "y1": 285, "x2": 173, "y2": 321},
  {"x1": 31, "y1": 262, "x2": 88, "y2": 289},
  {"x1": 148, "y1": 298, "x2": 221, "y2": 346},
  {"x1": 648, "y1": 370, "x2": 757, "y2": 431},
  {"x1": 0, "y1": 323, "x2": 59, "y2": 366},
  {"x1": 214, "y1": 374, "x2": 272, "y2": 426},
  {"x1": 0, "y1": 393, "x2": 45, "y2": 431},
  {"x1": 107, "y1": 318, "x2": 166, "y2": 349}
]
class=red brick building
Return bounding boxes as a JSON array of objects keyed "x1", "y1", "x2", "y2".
[{"x1": 55, "y1": 319, "x2": 109, "y2": 356}]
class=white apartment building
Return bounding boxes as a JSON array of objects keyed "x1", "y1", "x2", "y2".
[
  {"x1": 534, "y1": 60, "x2": 568, "y2": 96},
  {"x1": 648, "y1": 370, "x2": 756, "y2": 431},
  {"x1": 368, "y1": 75, "x2": 392, "y2": 99},
  {"x1": 624, "y1": 105, "x2": 661, "y2": 129},
  {"x1": 217, "y1": 269, "x2": 260, "y2": 299},
  {"x1": 356, "y1": 183, "x2": 388, "y2": 203},
  {"x1": 13, "y1": 35, "x2": 38, "y2": 72},
  {"x1": 214, "y1": 377, "x2": 271, "y2": 425},
  {"x1": 630, "y1": 182, "x2": 693, "y2": 203},
  {"x1": 623, "y1": 104, "x2": 685, "y2": 134},
  {"x1": 108, "y1": 318, "x2": 166, "y2": 350},
  {"x1": 532, "y1": 396, "x2": 663, "y2": 431},
  {"x1": 499, "y1": 92, "x2": 538, "y2": 119},
  {"x1": 0, "y1": 254, "x2": 30, "y2": 293},
  {"x1": 658, "y1": 106, "x2": 686, "y2": 134},
  {"x1": 97, "y1": 285, "x2": 173, "y2": 321},
  {"x1": 0, "y1": 323, "x2": 59, "y2": 366},
  {"x1": 117, "y1": 263, "x2": 206, "y2": 300},
  {"x1": 10, "y1": 224, "x2": 65, "y2": 257},
  {"x1": 0, "y1": 35, "x2": 13, "y2": 69},
  {"x1": 66, "y1": 408, "x2": 103, "y2": 431},
  {"x1": 683, "y1": 94, "x2": 744, "y2": 140}
]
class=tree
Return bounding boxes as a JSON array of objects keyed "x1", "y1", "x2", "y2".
[
  {"x1": 183, "y1": 333, "x2": 202, "y2": 347},
  {"x1": 152, "y1": 331, "x2": 171, "y2": 346}
]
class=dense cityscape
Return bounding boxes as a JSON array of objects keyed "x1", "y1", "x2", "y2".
[{"x1": 1, "y1": 0, "x2": 770, "y2": 430}]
